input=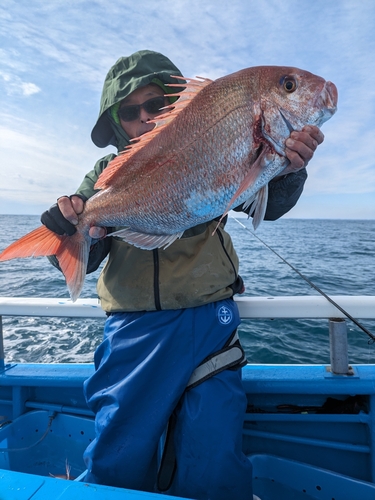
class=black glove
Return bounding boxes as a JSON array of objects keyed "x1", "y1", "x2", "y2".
[{"x1": 40, "y1": 195, "x2": 87, "y2": 236}]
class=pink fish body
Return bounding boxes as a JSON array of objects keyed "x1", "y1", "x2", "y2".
[{"x1": 0, "y1": 66, "x2": 338, "y2": 300}]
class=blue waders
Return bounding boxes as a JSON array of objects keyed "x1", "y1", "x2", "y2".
[{"x1": 83, "y1": 299, "x2": 253, "y2": 499}]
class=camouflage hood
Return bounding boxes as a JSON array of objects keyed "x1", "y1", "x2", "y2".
[{"x1": 91, "y1": 50, "x2": 183, "y2": 151}]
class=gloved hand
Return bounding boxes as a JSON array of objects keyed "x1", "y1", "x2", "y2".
[
  {"x1": 41, "y1": 194, "x2": 88, "y2": 235},
  {"x1": 42, "y1": 194, "x2": 111, "y2": 274}
]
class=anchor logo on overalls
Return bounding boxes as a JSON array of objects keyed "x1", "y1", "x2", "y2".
[{"x1": 218, "y1": 305, "x2": 233, "y2": 325}]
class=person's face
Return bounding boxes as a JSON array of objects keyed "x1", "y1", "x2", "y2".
[{"x1": 119, "y1": 84, "x2": 168, "y2": 139}]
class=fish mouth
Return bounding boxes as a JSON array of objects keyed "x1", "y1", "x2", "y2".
[
  {"x1": 324, "y1": 81, "x2": 338, "y2": 110},
  {"x1": 315, "y1": 81, "x2": 338, "y2": 122}
]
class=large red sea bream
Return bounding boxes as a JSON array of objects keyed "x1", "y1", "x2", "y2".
[{"x1": 0, "y1": 66, "x2": 338, "y2": 300}]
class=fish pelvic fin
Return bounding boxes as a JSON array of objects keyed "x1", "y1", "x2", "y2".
[
  {"x1": 110, "y1": 228, "x2": 184, "y2": 250},
  {"x1": 0, "y1": 225, "x2": 90, "y2": 302},
  {"x1": 95, "y1": 76, "x2": 213, "y2": 190}
]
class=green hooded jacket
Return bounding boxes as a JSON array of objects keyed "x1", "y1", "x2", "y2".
[{"x1": 75, "y1": 50, "x2": 307, "y2": 312}]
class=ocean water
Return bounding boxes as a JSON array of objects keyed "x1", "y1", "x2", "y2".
[{"x1": 0, "y1": 215, "x2": 374, "y2": 365}]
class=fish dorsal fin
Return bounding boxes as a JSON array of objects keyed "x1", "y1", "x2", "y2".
[{"x1": 95, "y1": 76, "x2": 213, "y2": 190}]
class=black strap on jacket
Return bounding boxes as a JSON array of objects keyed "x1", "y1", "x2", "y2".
[{"x1": 156, "y1": 329, "x2": 247, "y2": 492}]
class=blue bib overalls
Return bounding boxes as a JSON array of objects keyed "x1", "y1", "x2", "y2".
[{"x1": 83, "y1": 298, "x2": 253, "y2": 499}]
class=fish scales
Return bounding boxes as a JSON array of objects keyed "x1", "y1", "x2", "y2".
[{"x1": 0, "y1": 65, "x2": 338, "y2": 300}]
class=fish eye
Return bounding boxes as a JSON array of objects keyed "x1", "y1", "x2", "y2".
[{"x1": 281, "y1": 76, "x2": 297, "y2": 93}]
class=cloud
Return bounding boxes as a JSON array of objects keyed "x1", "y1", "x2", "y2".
[
  {"x1": 0, "y1": 68, "x2": 41, "y2": 97},
  {"x1": 21, "y1": 82, "x2": 41, "y2": 96}
]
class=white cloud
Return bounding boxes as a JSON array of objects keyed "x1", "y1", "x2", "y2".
[
  {"x1": 21, "y1": 82, "x2": 41, "y2": 96},
  {"x1": 0, "y1": 71, "x2": 41, "y2": 96}
]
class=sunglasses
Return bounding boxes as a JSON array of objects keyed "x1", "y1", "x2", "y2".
[{"x1": 118, "y1": 96, "x2": 166, "y2": 122}]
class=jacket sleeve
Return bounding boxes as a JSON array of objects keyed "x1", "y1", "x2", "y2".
[{"x1": 233, "y1": 168, "x2": 308, "y2": 220}]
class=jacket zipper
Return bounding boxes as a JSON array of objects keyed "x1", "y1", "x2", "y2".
[{"x1": 153, "y1": 249, "x2": 162, "y2": 310}]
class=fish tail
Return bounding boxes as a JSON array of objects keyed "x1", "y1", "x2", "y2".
[
  {"x1": 0, "y1": 226, "x2": 63, "y2": 260},
  {"x1": 0, "y1": 225, "x2": 90, "y2": 302}
]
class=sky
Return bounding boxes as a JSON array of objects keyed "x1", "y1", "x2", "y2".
[{"x1": 0, "y1": 0, "x2": 374, "y2": 219}]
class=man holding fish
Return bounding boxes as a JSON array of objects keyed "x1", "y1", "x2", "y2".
[{"x1": 2, "y1": 50, "x2": 336, "y2": 499}]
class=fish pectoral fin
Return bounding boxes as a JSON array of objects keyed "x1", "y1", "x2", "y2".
[
  {"x1": 110, "y1": 228, "x2": 184, "y2": 250},
  {"x1": 215, "y1": 147, "x2": 271, "y2": 231},
  {"x1": 248, "y1": 185, "x2": 269, "y2": 230}
]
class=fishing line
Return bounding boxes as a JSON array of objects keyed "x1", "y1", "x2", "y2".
[{"x1": 232, "y1": 217, "x2": 375, "y2": 344}]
